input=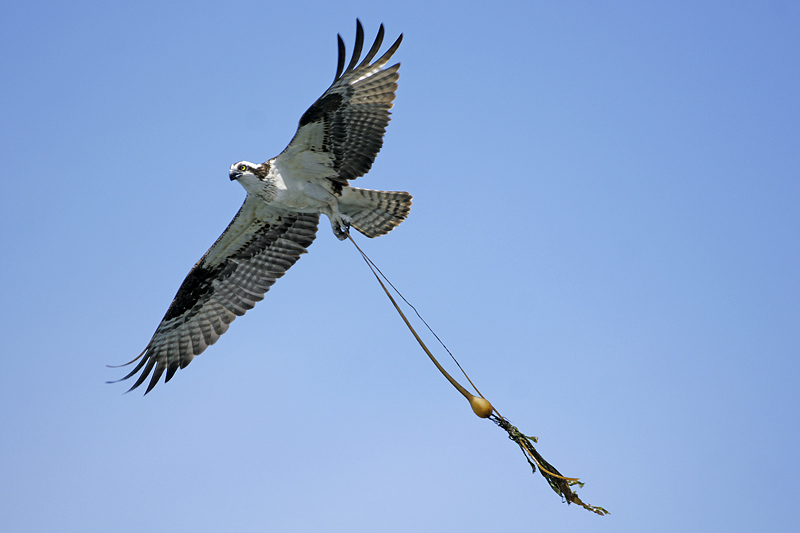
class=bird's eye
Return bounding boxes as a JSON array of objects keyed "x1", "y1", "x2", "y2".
[{"x1": 238, "y1": 164, "x2": 247, "y2": 172}]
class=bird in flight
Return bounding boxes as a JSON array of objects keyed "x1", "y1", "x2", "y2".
[{"x1": 112, "y1": 20, "x2": 410, "y2": 394}]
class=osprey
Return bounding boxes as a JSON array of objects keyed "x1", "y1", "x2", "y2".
[{"x1": 113, "y1": 21, "x2": 410, "y2": 394}]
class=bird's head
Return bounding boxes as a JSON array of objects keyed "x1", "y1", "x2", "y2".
[{"x1": 229, "y1": 161, "x2": 258, "y2": 181}]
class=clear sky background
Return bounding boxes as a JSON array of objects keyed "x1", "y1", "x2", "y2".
[{"x1": 1, "y1": 1, "x2": 798, "y2": 531}]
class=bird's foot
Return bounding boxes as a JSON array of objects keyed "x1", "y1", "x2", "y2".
[{"x1": 331, "y1": 215, "x2": 351, "y2": 241}]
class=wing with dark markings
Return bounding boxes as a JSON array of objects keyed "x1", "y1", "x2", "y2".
[
  {"x1": 113, "y1": 196, "x2": 320, "y2": 394},
  {"x1": 278, "y1": 19, "x2": 403, "y2": 187}
]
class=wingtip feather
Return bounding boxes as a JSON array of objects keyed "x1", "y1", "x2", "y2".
[
  {"x1": 334, "y1": 34, "x2": 346, "y2": 81},
  {"x1": 344, "y1": 19, "x2": 365, "y2": 74},
  {"x1": 105, "y1": 347, "x2": 147, "y2": 369},
  {"x1": 358, "y1": 23, "x2": 385, "y2": 68}
]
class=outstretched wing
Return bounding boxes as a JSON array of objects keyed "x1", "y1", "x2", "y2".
[
  {"x1": 278, "y1": 20, "x2": 402, "y2": 188},
  {"x1": 113, "y1": 196, "x2": 320, "y2": 394}
]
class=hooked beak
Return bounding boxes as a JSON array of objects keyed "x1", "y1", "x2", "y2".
[{"x1": 229, "y1": 169, "x2": 243, "y2": 181}]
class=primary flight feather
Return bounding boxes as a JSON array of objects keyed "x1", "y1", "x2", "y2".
[{"x1": 112, "y1": 21, "x2": 410, "y2": 394}]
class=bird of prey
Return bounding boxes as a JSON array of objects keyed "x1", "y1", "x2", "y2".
[{"x1": 112, "y1": 21, "x2": 411, "y2": 394}]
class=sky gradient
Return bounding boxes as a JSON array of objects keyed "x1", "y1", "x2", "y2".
[{"x1": 2, "y1": 1, "x2": 799, "y2": 531}]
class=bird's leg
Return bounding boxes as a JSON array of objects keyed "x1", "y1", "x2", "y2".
[{"x1": 322, "y1": 201, "x2": 351, "y2": 241}]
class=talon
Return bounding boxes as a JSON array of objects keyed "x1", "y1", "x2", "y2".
[
  {"x1": 324, "y1": 204, "x2": 351, "y2": 240},
  {"x1": 334, "y1": 224, "x2": 350, "y2": 241}
]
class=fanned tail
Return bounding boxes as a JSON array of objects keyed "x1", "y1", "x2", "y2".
[{"x1": 340, "y1": 187, "x2": 412, "y2": 238}]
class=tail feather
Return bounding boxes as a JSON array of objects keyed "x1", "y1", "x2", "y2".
[{"x1": 339, "y1": 187, "x2": 412, "y2": 238}]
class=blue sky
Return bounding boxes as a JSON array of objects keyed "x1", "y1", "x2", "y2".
[{"x1": 2, "y1": 1, "x2": 798, "y2": 531}]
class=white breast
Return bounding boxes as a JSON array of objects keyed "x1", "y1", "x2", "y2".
[{"x1": 268, "y1": 160, "x2": 337, "y2": 213}]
